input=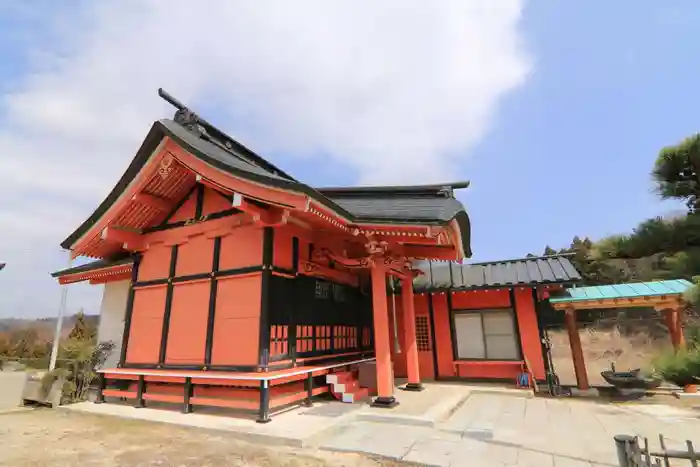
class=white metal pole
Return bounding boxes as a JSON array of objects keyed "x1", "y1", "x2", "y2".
[{"x1": 49, "y1": 252, "x2": 72, "y2": 371}]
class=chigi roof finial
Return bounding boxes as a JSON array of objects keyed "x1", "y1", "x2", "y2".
[
  {"x1": 158, "y1": 88, "x2": 204, "y2": 135},
  {"x1": 156, "y1": 88, "x2": 295, "y2": 180}
]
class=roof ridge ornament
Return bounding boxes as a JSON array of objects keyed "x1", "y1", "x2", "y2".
[
  {"x1": 159, "y1": 88, "x2": 207, "y2": 138},
  {"x1": 157, "y1": 88, "x2": 293, "y2": 180}
]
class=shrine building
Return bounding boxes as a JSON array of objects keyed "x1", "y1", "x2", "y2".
[{"x1": 51, "y1": 90, "x2": 587, "y2": 422}]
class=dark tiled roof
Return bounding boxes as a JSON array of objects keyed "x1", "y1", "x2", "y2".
[
  {"x1": 62, "y1": 114, "x2": 472, "y2": 257},
  {"x1": 413, "y1": 255, "x2": 582, "y2": 292},
  {"x1": 51, "y1": 257, "x2": 134, "y2": 278},
  {"x1": 320, "y1": 183, "x2": 469, "y2": 224},
  {"x1": 160, "y1": 119, "x2": 295, "y2": 184},
  {"x1": 319, "y1": 184, "x2": 472, "y2": 257}
]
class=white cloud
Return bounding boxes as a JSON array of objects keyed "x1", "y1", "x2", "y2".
[{"x1": 0, "y1": 0, "x2": 530, "y2": 317}]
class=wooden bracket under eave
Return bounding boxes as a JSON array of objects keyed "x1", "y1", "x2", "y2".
[
  {"x1": 232, "y1": 192, "x2": 289, "y2": 226},
  {"x1": 299, "y1": 260, "x2": 359, "y2": 287},
  {"x1": 397, "y1": 244, "x2": 458, "y2": 261},
  {"x1": 101, "y1": 226, "x2": 142, "y2": 249}
]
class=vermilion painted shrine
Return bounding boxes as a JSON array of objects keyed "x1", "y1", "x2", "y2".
[{"x1": 52, "y1": 90, "x2": 690, "y2": 422}]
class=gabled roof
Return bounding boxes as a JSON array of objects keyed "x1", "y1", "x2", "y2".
[
  {"x1": 61, "y1": 94, "x2": 472, "y2": 258},
  {"x1": 549, "y1": 279, "x2": 692, "y2": 304},
  {"x1": 50, "y1": 256, "x2": 133, "y2": 278},
  {"x1": 319, "y1": 183, "x2": 469, "y2": 223},
  {"x1": 412, "y1": 254, "x2": 582, "y2": 292}
]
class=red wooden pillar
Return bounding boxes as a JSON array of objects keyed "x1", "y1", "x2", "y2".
[
  {"x1": 564, "y1": 308, "x2": 589, "y2": 390},
  {"x1": 677, "y1": 307, "x2": 687, "y2": 349},
  {"x1": 664, "y1": 308, "x2": 686, "y2": 351},
  {"x1": 401, "y1": 276, "x2": 423, "y2": 391},
  {"x1": 370, "y1": 263, "x2": 398, "y2": 408}
]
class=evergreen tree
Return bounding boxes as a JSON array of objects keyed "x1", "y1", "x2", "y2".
[
  {"x1": 67, "y1": 310, "x2": 96, "y2": 342},
  {"x1": 652, "y1": 133, "x2": 700, "y2": 214}
]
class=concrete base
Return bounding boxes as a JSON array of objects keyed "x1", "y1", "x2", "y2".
[
  {"x1": 357, "y1": 391, "x2": 467, "y2": 427},
  {"x1": 61, "y1": 399, "x2": 360, "y2": 448},
  {"x1": 673, "y1": 391, "x2": 700, "y2": 400},
  {"x1": 568, "y1": 387, "x2": 600, "y2": 398},
  {"x1": 401, "y1": 383, "x2": 425, "y2": 392},
  {"x1": 0, "y1": 372, "x2": 27, "y2": 412}
]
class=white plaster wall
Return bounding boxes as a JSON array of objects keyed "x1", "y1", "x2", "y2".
[{"x1": 96, "y1": 280, "x2": 130, "y2": 369}]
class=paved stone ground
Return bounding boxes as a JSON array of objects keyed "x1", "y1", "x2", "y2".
[
  {"x1": 59, "y1": 384, "x2": 700, "y2": 467},
  {"x1": 320, "y1": 394, "x2": 700, "y2": 466},
  {"x1": 66, "y1": 398, "x2": 366, "y2": 447}
]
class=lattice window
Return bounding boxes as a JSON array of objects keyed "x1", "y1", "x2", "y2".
[
  {"x1": 315, "y1": 280, "x2": 331, "y2": 299},
  {"x1": 415, "y1": 316, "x2": 431, "y2": 352},
  {"x1": 270, "y1": 325, "x2": 289, "y2": 357},
  {"x1": 315, "y1": 325, "x2": 331, "y2": 351},
  {"x1": 296, "y1": 325, "x2": 315, "y2": 352},
  {"x1": 333, "y1": 325, "x2": 357, "y2": 350},
  {"x1": 362, "y1": 327, "x2": 372, "y2": 348},
  {"x1": 332, "y1": 283, "x2": 346, "y2": 302}
]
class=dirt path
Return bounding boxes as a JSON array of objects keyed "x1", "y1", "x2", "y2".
[{"x1": 0, "y1": 409, "x2": 404, "y2": 467}]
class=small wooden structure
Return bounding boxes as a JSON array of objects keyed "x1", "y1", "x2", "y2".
[{"x1": 549, "y1": 279, "x2": 692, "y2": 390}]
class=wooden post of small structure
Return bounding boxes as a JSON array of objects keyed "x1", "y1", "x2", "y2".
[
  {"x1": 676, "y1": 307, "x2": 686, "y2": 349},
  {"x1": 401, "y1": 276, "x2": 423, "y2": 391},
  {"x1": 564, "y1": 307, "x2": 589, "y2": 391},
  {"x1": 664, "y1": 307, "x2": 686, "y2": 351},
  {"x1": 370, "y1": 263, "x2": 398, "y2": 408}
]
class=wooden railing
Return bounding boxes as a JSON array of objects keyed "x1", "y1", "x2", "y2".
[{"x1": 615, "y1": 434, "x2": 699, "y2": 466}]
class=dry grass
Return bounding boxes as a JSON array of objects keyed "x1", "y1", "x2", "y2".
[
  {"x1": 548, "y1": 325, "x2": 673, "y2": 387},
  {"x1": 0, "y1": 409, "x2": 405, "y2": 467}
]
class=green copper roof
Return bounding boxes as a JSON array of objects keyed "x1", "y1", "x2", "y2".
[{"x1": 549, "y1": 279, "x2": 693, "y2": 303}]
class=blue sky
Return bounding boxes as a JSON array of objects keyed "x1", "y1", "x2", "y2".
[
  {"x1": 0, "y1": 2, "x2": 695, "y2": 318},
  {"x1": 265, "y1": 1, "x2": 694, "y2": 259},
  {"x1": 461, "y1": 0, "x2": 693, "y2": 259}
]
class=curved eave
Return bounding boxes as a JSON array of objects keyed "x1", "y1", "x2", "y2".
[
  {"x1": 52, "y1": 262, "x2": 134, "y2": 285},
  {"x1": 60, "y1": 123, "x2": 164, "y2": 249},
  {"x1": 454, "y1": 211, "x2": 472, "y2": 259},
  {"x1": 61, "y1": 120, "x2": 354, "y2": 250},
  {"x1": 62, "y1": 119, "x2": 472, "y2": 258}
]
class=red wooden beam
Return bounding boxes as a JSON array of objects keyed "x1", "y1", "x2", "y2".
[
  {"x1": 399, "y1": 245, "x2": 458, "y2": 261},
  {"x1": 232, "y1": 192, "x2": 289, "y2": 226},
  {"x1": 145, "y1": 213, "x2": 245, "y2": 246},
  {"x1": 299, "y1": 260, "x2": 359, "y2": 287},
  {"x1": 101, "y1": 226, "x2": 142, "y2": 249},
  {"x1": 132, "y1": 193, "x2": 172, "y2": 212}
]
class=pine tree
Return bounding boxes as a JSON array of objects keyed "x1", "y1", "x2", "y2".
[
  {"x1": 67, "y1": 310, "x2": 96, "y2": 341},
  {"x1": 543, "y1": 246, "x2": 557, "y2": 256}
]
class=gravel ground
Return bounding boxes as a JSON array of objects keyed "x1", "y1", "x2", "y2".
[{"x1": 0, "y1": 409, "x2": 406, "y2": 467}]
